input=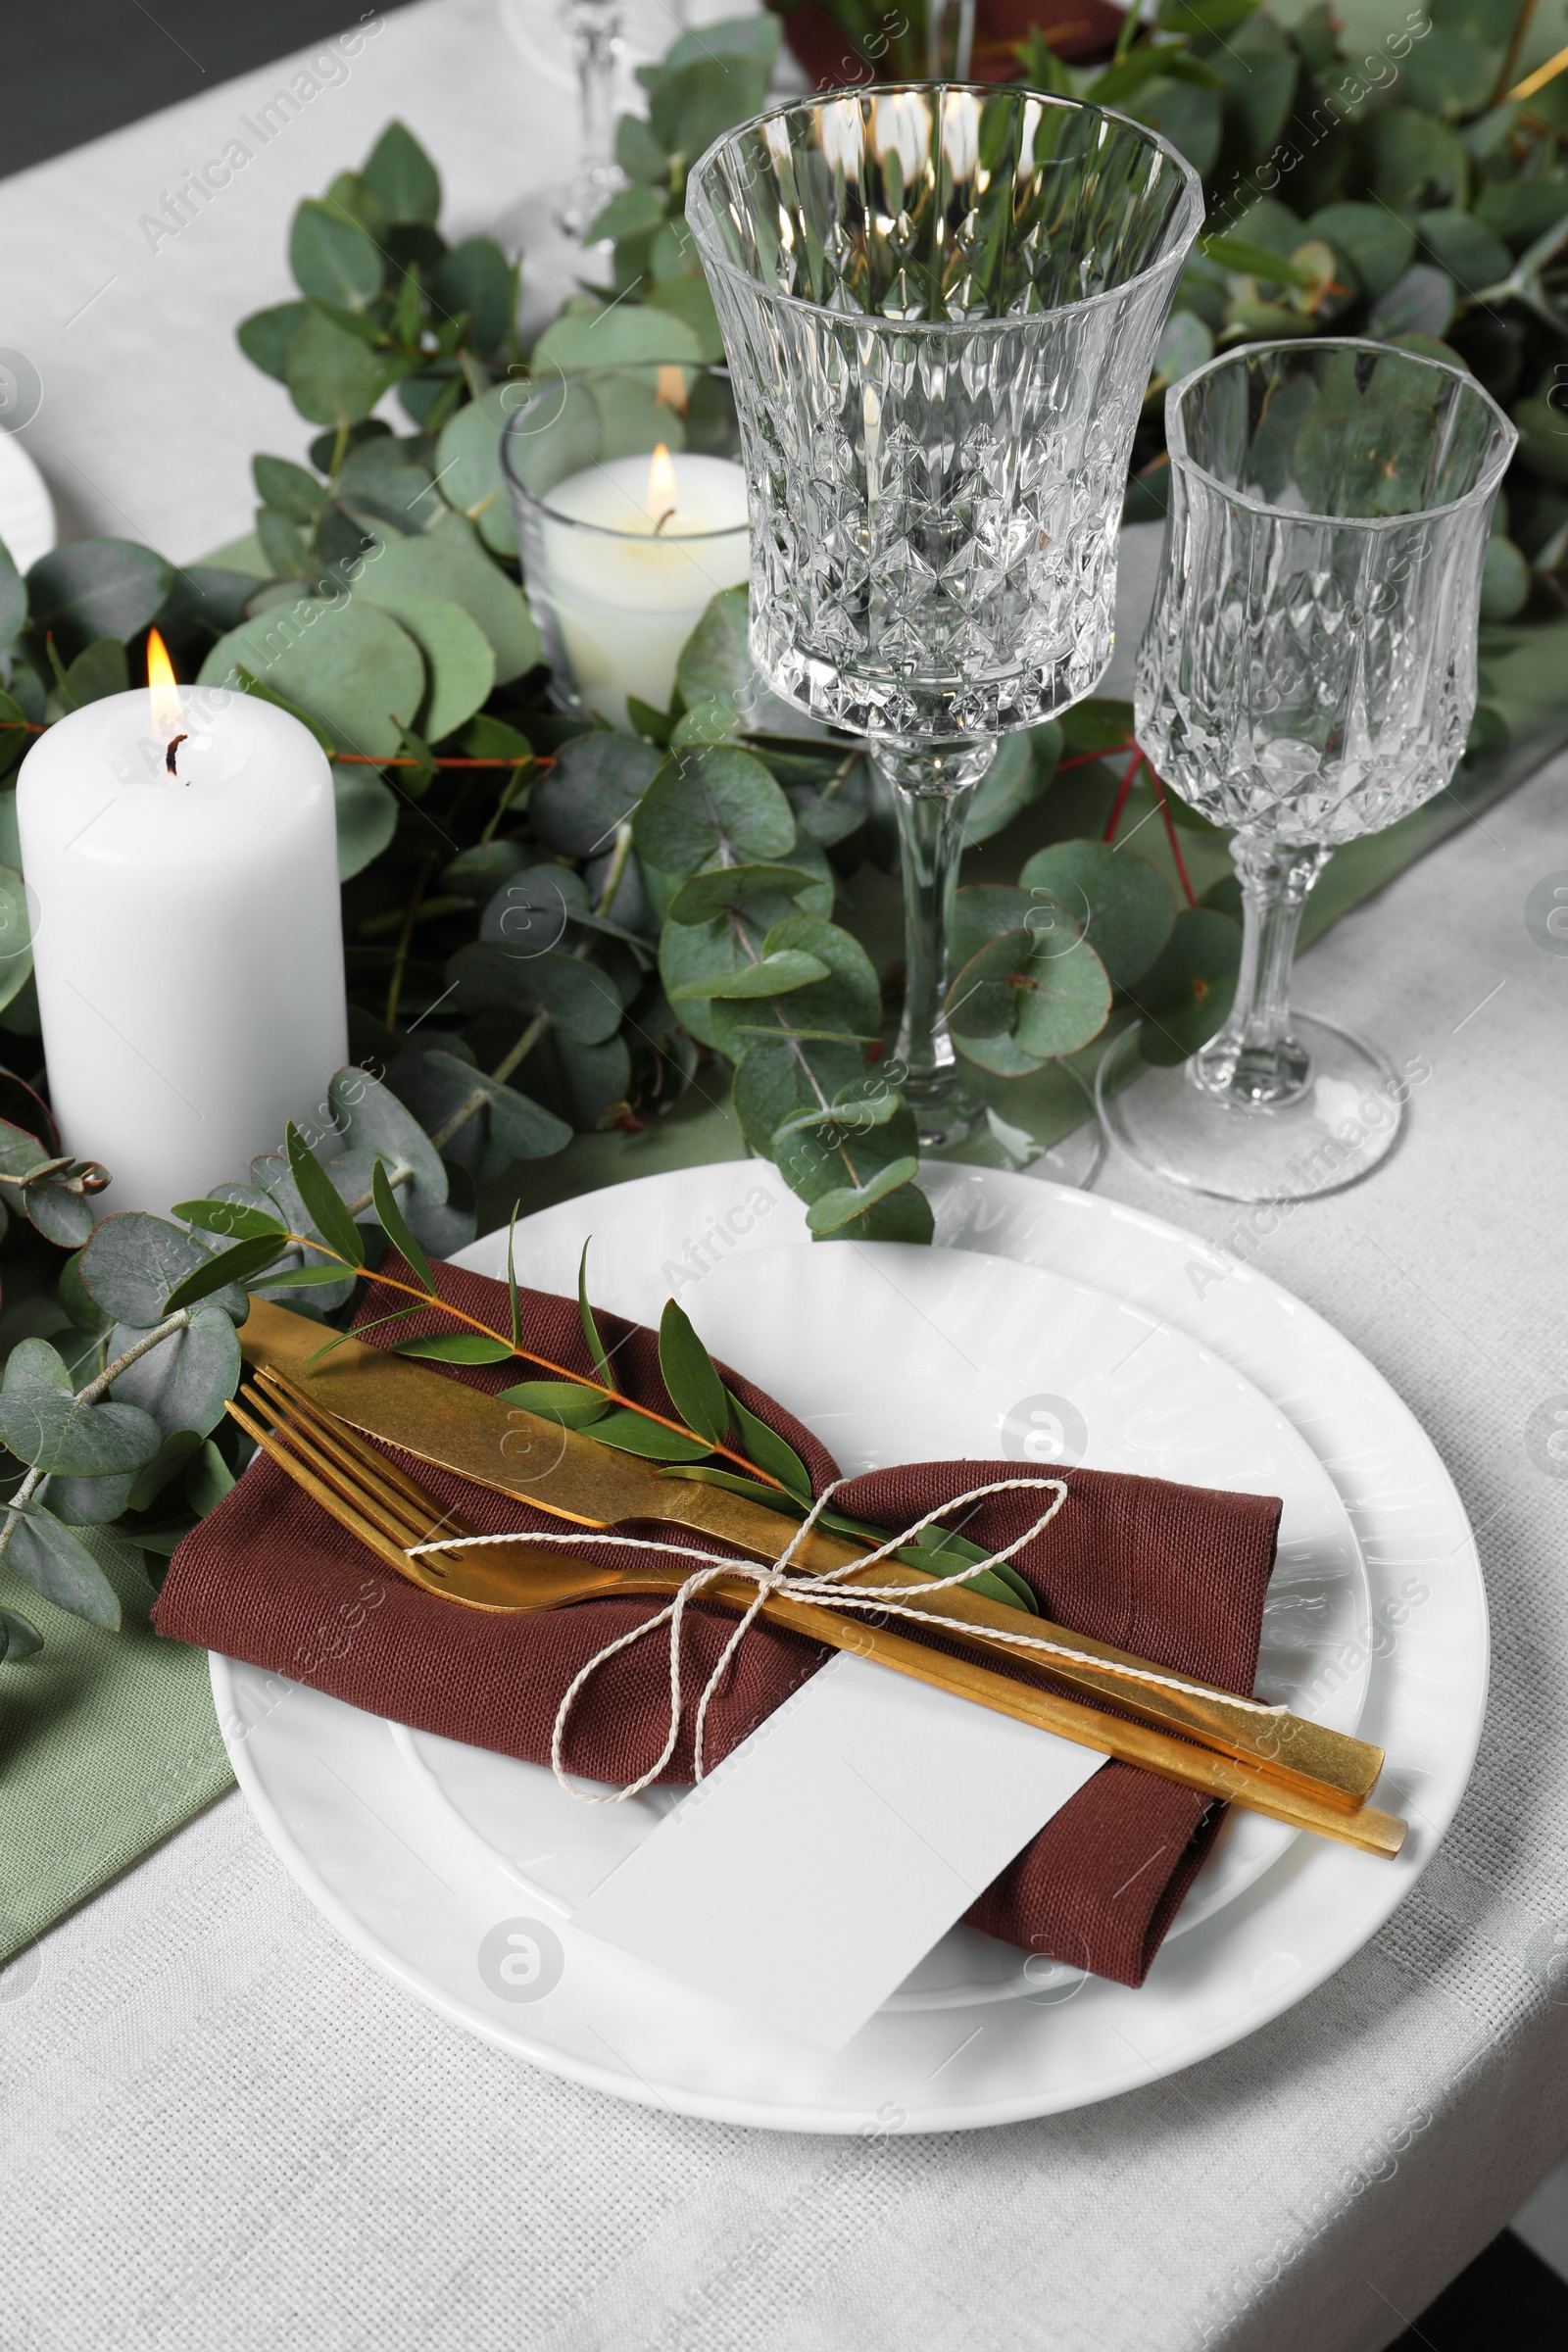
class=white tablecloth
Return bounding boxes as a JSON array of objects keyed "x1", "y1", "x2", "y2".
[{"x1": 3, "y1": 6, "x2": 1567, "y2": 2347}]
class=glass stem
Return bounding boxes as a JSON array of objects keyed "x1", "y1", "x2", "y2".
[
  {"x1": 1194, "y1": 830, "x2": 1331, "y2": 1106},
  {"x1": 877, "y1": 740, "x2": 993, "y2": 1148},
  {"x1": 573, "y1": 0, "x2": 620, "y2": 184},
  {"x1": 926, "y1": 0, "x2": 978, "y2": 75}
]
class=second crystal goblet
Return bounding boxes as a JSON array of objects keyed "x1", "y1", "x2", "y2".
[
  {"x1": 1097, "y1": 338, "x2": 1516, "y2": 1201},
  {"x1": 685, "y1": 86, "x2": 1202, "y2": 1145}
]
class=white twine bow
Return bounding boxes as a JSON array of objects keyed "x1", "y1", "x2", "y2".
[{"x1": 408, "y1": 1474, "x2": 1286, "y2": 1803}]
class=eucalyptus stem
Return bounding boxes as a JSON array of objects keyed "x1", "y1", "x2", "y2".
[
  {"x1": 490, "y1": 1012, "x2": 548, "y2": 1086},
  {"x1": 384, "y1": 853, "x2": 435, "y2": 1030},
  {"x1": 0, "y1": 1310, "x2": 191, "y2": 1569},
  {"x1": 277, "y1": 1239, "x2": 781, "y2": 1485}
]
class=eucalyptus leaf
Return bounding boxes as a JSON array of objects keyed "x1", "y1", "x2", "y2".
[
  {"x1": 589, "y1": 1407, "x2": 711, "y2": 1462},
  {"x1": 5, "y1": 1505, "x2": 122, "y2": 1628},
  {"x1": 725, "y1": 1389, "x2": 813, "y2": 1500},
  {"x1": 328, "y1": 1066, "x2": 450, "y2": 1207},
  {"x1": 80, "y1": 1213, "x2": 250, "y2": 1328},
  {"x1": 201, "y1": 599, "x2": 424, "y2": 760},
  {"x1": 1016, "y1": 842, "x2": 1175, "y2": 991},
  {"x1": 333, "y1": 760, "x2": 399, "y2": 880},
  {"x1": 358, "y1": 589, "x2": 495, "y2": 742},
  {"x1": 238, "y1": 302, "x2": 311, "y2": 382},
  {"x1": 529, "y1": 732, "x2": 662, "y2": 857},
  {"x1": 634, "y1": 743, "x2": 797, "y2": 879},
  {"x1": 290, "y1": 198, "x2": 384, "y2": 309},
  {"x1": 363, "y1": 121, "x2": 442, "y2": 224},
  {"x1": 0, "y1": 1385, "x2": 160, "y2": 1478},
  {"x1": 657, "y1": 1298, "x2": 729, "y2": 1446},
  {"x1": 448, "y1": 941, "x2": 624, "y2": 1043},
  {"x1": 285, "y1": 308, "x2": 402, "y2": 429},
  {"x1": 1129, "y1": 906, "x2": 1243, "y2": 1063},
  {"x1": 356, "y1": 511, "x2": 541, "y2": 682},
  {"x1": 497, "y1": 1377, "x2": 610, "y2": 1428},
  {"x1": 532, "y1": 304, "x2": 703, "y2": 375},
  {"x1": 431, "y1": 238, "x2": 514, "y2": 354},
  {"x1": 27, "y1": 540, "x2": 174, "y2": 661},
  {"x1": 433, "y1": 384, "x2": 518, "y2": 557},
  {"x1": 674, "y1": 586, "x2": 750, "y2": 713},
  {"x1": 108, "y1": 1305, "x2": 241, "y2": 1441},
  {"x1": 392, "y1": 1331, "x2": 514, "y2": 1364}
]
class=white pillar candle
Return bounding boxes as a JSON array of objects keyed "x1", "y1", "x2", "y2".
[
  {"x1": 537, "y1": 446, "x2": 749, "y2": 729},
  {"x1": 18, "y1": 647, "x2": 347, "y2": 1217}
]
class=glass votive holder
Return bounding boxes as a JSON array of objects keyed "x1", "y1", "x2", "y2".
[{"x1": 500, "y1": 364, "x2": 749, "y2": 729}]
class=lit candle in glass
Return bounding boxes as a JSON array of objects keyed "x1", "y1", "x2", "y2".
[
  {"x1": 502, "y1": 368, "x2": 751, "y2": 728},
  {"x1": 17, "y1": 632, "x2": 348, "y2": 1215}
]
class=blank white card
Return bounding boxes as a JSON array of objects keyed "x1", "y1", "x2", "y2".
[{"x1": 574, "y1": 1652, "x2": 1102, "y2": 2050}]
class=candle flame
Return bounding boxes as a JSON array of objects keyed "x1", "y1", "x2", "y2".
[
  {"x1": 648, "y1": 443, "x2": 678, "y2": 530},
  {"x1": 146, "y1": 629, "x2": 183, "y2": 736}
]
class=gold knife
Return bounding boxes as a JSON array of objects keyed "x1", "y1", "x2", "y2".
[{"x1": 237, "y1": 1295, "x2": 1386, "y2": 1811}]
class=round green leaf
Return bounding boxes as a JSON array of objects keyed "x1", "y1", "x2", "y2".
[
  {"x1": 362, "y1": 121, "x2": 441, "y2": 225},
  {"x1": 431, "y1": 238, "x2": 515, "y2": 353},
  {"x1": 532, "y1": 304, "x2": 702, "y2": 375},
  {"x1": 383, "y1": 1050, "x2": 570, "y2": 1182},
  {"x1": 0, "y1": 1386, "x2": 161, "y2": 1477},
  {"x1": 27, "y1": 540, "x2": 174, "y2": 660},
  {"x1": 332, "y1": 760, "x2": 399, "y2": 880},
  {"x1": 805, "y1": 1156, "x2": 920, "y2": 1235},
  {"x1": 200, "y1": 599, "x2": 424, "y2": 760},
  {"x1": 448, "y1": 942, "x2": 624, "y2": 1043},
  {"x1": 529, "y1": 733, "x2": 662, "y2": 858},
  {"x1": 1307, "y1": 204, "x2": 1413, "y2": 301},
  {"x1": 357, "y1": 590, "x2": 495, "y2": 743},
  {"x1": 710, "y1": 914, "x2": 879, "y2": 1062},
  {"x1": 434, "y1": 384, "x2": 518, "y2": 557},
  {"x1": 108, "y1": 1305, "x2": 241, "y2": 1441},
  {"x1": 1481, "y1": 535, "x2": 1530, "y2": 622},
  {"x1": 675, "y1": 586, "x2": 751, "y2": 711},
  {"x1": 666, "y1": 863, "x2": 823, "y2": 923},
  {"x1": 285, "y1": 307, "x2": 401, "y2": 428},
  {"x1": 947, "y1": 930, "x2": 1111, "y2": 1071},
  {"x1": 238, "y1": 302, "x2": 312, "y2": 382},
  {"x1": 1017, "y1": 841, "x2": 1175, "y2": 990},
  {"x1": 356, "y1": 512, "x2": 540, "y2": 682},
  {"x1": 1414, "y1": 208, "x2": 1510, "y2": 297},
  {"x1": 669, "y1": 949, "x2": 831, "y2": 1001},
  {"x1": 290, "y1": 198, "x2": 384, "y2": 309},
  {"x1": 79, "y1": 1213, "x2": 250, "y2": 1328},
  {"x1": 633, "y1": 744, "x2": 797, "y2": 879},
  {"x1": 6, "y1": 1506, "x2": 122, "y2": 1628},
  {"x1": 327, "y1": 1066, "x2": 448, "y2": 1206}
]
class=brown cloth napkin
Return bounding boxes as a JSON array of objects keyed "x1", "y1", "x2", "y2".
[{"x1": 155, "y1": 1256, "x2": 1283, "y2": 1989}]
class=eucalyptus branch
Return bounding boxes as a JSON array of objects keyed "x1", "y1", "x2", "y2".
[
  {"x1": 274, "y1": 1234, "x2": 782, "y2": 1484},
  {"x1": 0, "y1": 1309, "x2": 192, "y2": 1569}
]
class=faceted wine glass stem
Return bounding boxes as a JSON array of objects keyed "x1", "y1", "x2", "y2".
[
  {"x1": 555, "y1": 0, "x2": 621, "y2": 230},
  {"x1": 877, "y1": 740, "x2": 994, "y2": 1148},
  {"x1": 1193, "y1": 830, "x2": 1332, "y2": 1107}
]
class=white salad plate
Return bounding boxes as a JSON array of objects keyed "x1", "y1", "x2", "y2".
[{"x1": 213, "y1": 1163, "x2": 1486, "y2": 2131}]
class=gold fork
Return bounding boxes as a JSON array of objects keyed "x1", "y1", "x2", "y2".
[{"x1": 223, "y1": 1373, "x2": 1407, "y2": 1860}]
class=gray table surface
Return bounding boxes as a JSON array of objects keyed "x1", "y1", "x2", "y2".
[{"x1": 2, "y1": 5, "x2": 1567, "y2": 2347}]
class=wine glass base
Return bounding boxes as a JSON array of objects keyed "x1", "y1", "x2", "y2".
[
  {"x1": 1096, "y1": 1012, "x2": 1406, "y2": 1203},
  {"x1": 906, "y1": 1076, "x2": 982, "y2": 1152}
]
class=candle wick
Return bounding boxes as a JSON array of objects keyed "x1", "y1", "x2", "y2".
[
  {"x1": 653, "y1": 508, "x2": 675, "y2": 536},
  {"x1": 165, "y1": 733, "x2": 188, "y2": 778}
]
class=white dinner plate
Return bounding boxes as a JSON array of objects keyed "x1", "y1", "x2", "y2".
[{"x1": 213, "y1": 1165, "x2": 1485, "y2": 2131}]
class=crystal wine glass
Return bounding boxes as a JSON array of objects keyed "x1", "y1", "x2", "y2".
[
  {"x1": 1097, "y1": 338, "x2": 1515, "y2": 1201},
  {"x1": 685, "y1": 86, "x2": 1202, "y2": 1146}
]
